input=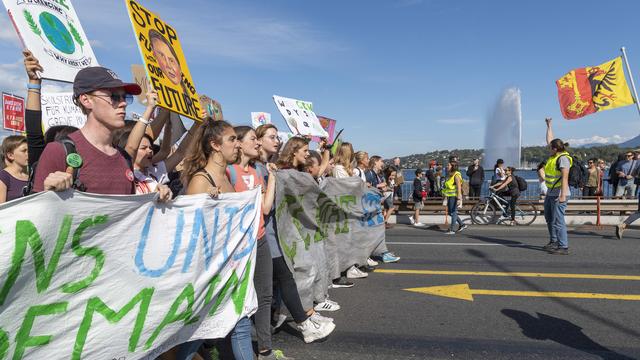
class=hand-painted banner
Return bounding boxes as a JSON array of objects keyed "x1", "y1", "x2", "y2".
[
  {"x1": 125, "y1": 0, "x2": 201, "y2": 121},
  {"x1": 2, "y1": 93, "x2": 25, "y2": 131},
  {"x1": 41, "y1": 91, "x2": 86, "y2": 132},
  {"x1": 251, "y1": 112, "x2": 271, "y2": 129},
  {"x1": 273, "y1": 95, "x2": 328, "y2": 137},
  {"x1": 2, "y1": 0, "x2": 98, "y2": 82},
  {"x1": 0, "y1": 189, "x2": 260, "y2": 359},
  {"x1": 275, "y1": 170, "x2": 386, "y2": 308}
]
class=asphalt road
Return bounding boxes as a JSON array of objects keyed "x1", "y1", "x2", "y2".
[{"x1": 271, "y1": 224, "x2": 640, "y2": 360}]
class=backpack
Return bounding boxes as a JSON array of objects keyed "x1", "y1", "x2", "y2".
[
  {"x1": 555, "y1": 154, "x2": 585, "y2": 188},
  {"x1": 515, "y1": 175, "x2": 528, "y2": 191},
  {"x1": 23, "y1": 137, "x2": 133, "y2": 196}
]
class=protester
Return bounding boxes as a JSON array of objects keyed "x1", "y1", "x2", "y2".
[
  {"x1": 609, "y1": 153, "x2": 624, "y2": 196},
  {"x1": 0, "y1": 136, "x2": 29, "y2": 202},
  {"x1": 276, "y1": 137, "x2": 309, "y2": 171},
  {"x1": 353, "y1": 151, "x2": 369, "y2": 183},
  {"x1": 426, "y1": 160, "x2": 437, "y2": 197},
  {"x1": 393, "y1": 157, "x2": 404, "y2": 200},
  {"x1": 493, "y1": 159, "x2": 506, "y2": 184},
  {"x1": 490, "y1": 166, "x2": 520, "y2": 226},
  {"x1": 442, "y1": 160, "x2": 466, "y2": 234},
  {"x1": 615, "y1": 151, "x2": 637, "y2": 199},
  {"x1": 543, "y1": 118, "x2": 571, "y2": 255},
  {"x1": 583, "y1": 158, "x2": 601, "y2": 197},
  {"x1": 597, "y1": 159, "x2": 606, "y2": 195},
  {"x1": 466, "y1": 158, "x2": 484, "y2": 199},
  {"x1": 410, "y1": 168, "x2": 426, "y2": 227},
  {"x1": 332, "y1": 142, "x2": 354, "y2": 178},
  {"x1": 537, "y1": 161, "x2": 547, "y2": 199},
  {"x1": 382, "y1": 166, "x2": 398, "y2": 225}
]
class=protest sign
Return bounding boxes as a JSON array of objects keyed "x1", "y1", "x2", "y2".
[
  {"x1": 0, "y1": 189, "x2": 260, "y2": 359},
  {"x1": 41, "y1": 91, "x2": 86, "y2": 132},
  {"x1": 275, "y1": 170, "x2": 385, "y2": 308},
  {"x1": 125, "y1": 0, "x2": 201, "y2": 121},
  {"x1": 311, "y1": 116, "x2": 337, "y2": 143},
  {"x1": 2, "y1": 93, "x2": 24, "y2": 131},
  {"x1": 200, "y1": 95, "x2": 223, "y2": 121},
  {"x1": 251, "y1": 112, "x2": 271, "y2": 129},
  {"x1": 131, "y1": 64, "x2": 150, "y2": 105},
  {"x1": 2, "y1": 0, "x2": 97, "y2": 82},
  {"x1": 273, "y1": 95, "x2": 328, "y2": 137}
]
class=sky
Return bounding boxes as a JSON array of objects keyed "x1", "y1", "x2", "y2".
[{"x1": 1, "y1": 0, "x2": 640, "y2": 158}]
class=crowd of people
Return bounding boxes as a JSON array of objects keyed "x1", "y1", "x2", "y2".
[{"x1": 0, "y1": 50, "x2": 408, "y2": 360}]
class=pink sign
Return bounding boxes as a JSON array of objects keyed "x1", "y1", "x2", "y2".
[
  {"x1": 311, "y1": 116, "x2": 336, "y2": 143},
  {"x1": 2, "y1": 93, "x2": 25, "y2": 132}
]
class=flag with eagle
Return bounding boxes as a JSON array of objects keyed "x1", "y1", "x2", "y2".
[{"x1": 556, "y1": 57, "x2": 635, "y2": 119}]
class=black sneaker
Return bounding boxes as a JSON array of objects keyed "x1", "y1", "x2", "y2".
[
  {"x1": 359, "y1": 265, "x2": 375, "y2": 273},
  {"x1": 548, "y1": 247, "x2": 569, "y2": 255},
  {"x1": 330, "y1": 278, "x2": 354, "y2": 288},
  {"x1": 543, "y1": 242, "x2": 557, "y2": 250}
]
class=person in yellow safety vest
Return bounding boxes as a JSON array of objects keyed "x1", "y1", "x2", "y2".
[
  {"x1": 442, "y1": 160, "x2": 467, "y2": 234},
  {"x1": 544, "y1": 118, "x2": 572, "y2": 255}
]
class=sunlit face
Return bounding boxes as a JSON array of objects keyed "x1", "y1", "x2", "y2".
[
  {"x1": 506, "y1": 169, "x2": 512, "y2": 175},
  {"x1": 240, "y1": 129, "x2": 260, "y2": 160},
  {"x1": 136, "y1": 137, "x2": 154, "y2": 169},
  {"x1": 212, "y1": 127, "x2": 240, "y2": 164},
  {"x1": 294, "y1": 145, "x2": 309, "y2": 166},
  {"x1": 7, "y1": 143, "x2": 28, "y2": 168},
  {"x1": 259, "y1": 128, "x2": 280, "y2": 155},
  {"x1": 307, "y1": 157, "x2": 320, "y2": 178},
  {"x1": 82, "y1": 88, "x2": 129, "y2": 130},
  {"x1": 388, "y1": 171, "x2": 397, "y2": 181},
  {"x1": 359, "y1": 154, "x2": 369, "y2": 168},
  {"x1": 598, "y1": 160, "x2": 605, "y2": 170},
  {"x1": 152, "y1": 38, "x2": 181, "y2": 86},
  {"x1": 375, "y1": 159, "x2": 384, "y2": 172}
]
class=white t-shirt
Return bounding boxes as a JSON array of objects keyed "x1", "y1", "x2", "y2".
[
  {"x1": 495, "y1": 167, "x2": 506, "y2": 181},
  {"x1": 333, "y1": 165, "x2": 350, "y2": 179},
  {"x1": 134, "y1": 161, "x2": 169, "y2": 194},
  {"x1": 353, "y1": 167, "x2": 367, "y2": 182}
]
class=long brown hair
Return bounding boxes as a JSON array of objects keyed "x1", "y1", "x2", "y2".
[
  {"x1": 276, "y1": 137, "x2": 308, "y2": 171},
  {"x1": 255, "y1": 123, "x2": 278, "y2": 139},
  {"x1": 181, "y1": 119, "x2": 233, "y2": 185},
  {"x1": 334, "y1": 142, "x2": 354, "y2": 176}
]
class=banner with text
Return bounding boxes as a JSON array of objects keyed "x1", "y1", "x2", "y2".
[
  {"x1": 0, "y1": 189, "x2": 260, "y2": 359},
  {"x1": 273, "y1": 95, "x2": 328, "y2": 137},
  {"x1": 125, "y1": 0, "x2": 201, "y2": 121},
  {"x1": 275, "y1": 171, "x2": 385, "y2": 308},
  {"x1": 41, "y1": 92, "x2": 86, "y2": 132},
  {"x1": 2, "y1": 0, "x2": 98, "y2": 82},
  {"x1": 2, "y1": 93, "x2": 24, "y2": 131}
]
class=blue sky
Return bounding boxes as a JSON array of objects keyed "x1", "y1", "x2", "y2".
[{"x1": 1, "y1": 0, "x2": 640, "y2": 158}]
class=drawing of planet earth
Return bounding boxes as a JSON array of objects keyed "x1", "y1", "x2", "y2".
[{"x1": 39, "y1": 12, "x2": 75, "y2": 55}]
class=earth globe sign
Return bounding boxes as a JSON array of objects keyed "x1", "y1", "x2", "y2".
[{"x1": 39, "y1": 12, "x2": 75, "y2": 55}]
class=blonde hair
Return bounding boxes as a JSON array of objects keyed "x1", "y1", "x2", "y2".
[
  {"x1": 334, "y1": 142, "x2": 354, "y2": 176},
  {"x1": 276, "y1": 137, "x2": 309, "y2": 171},
  {"x1": 181, "y1": 119, "x2": 233, "y2": 185},
  {"x1": 354, "y1": 151, "x2": 368, "y2": 168}
]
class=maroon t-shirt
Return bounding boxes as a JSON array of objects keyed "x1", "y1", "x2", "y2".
[{"x1": 33, "y1": 131, "x2": 134, "y2": 195}]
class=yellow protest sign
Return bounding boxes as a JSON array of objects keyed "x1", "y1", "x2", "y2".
[{"x1": 125, "y1": 0, "x2": 201, "y2": 121}]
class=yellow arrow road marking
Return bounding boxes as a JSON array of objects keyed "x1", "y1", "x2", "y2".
[
  {"x1": 405, "y1": 284, "x2": 640, "y2": 302},
  {"x1": 377, "y1": 269, "x2": 640, "y2": 281}
]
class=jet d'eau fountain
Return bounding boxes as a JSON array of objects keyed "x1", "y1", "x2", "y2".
[{"x1": 483, "y1": 88, "x2": 522, "y2": 169}]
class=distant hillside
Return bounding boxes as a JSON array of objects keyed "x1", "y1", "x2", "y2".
[{"x1": 618, "y1": 135, "x2": 640, "y2": 149}]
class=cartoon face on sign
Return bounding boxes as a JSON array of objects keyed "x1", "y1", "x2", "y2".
[{"x1": 149, "y1": 29, "x2": 182, "y2": 86}]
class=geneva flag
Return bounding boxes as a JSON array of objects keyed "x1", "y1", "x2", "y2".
[{"x1": 556, "y1": 57, "x2": 635, "y2": 120}]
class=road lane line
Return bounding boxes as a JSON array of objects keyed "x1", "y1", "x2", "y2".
[{"x1": 377, "y1": 269, "x2": 640, "y2": 281}]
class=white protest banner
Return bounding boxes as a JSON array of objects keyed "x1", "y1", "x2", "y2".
[
  {"x1": 2, "y1": 0, "x2": 98, "y2": 82},
  {"x1": 251, "y1": 112, "x2": 271, "y2": 129},
  {"x1": 0, "y1": 189, "x2": 260, "y2": 359},
  {"x1": 41, "y1": 91, "x2": 86, "y2": 132},
  {"x1": 273, "y1": 95, "x2": 328, "y2": 137}
]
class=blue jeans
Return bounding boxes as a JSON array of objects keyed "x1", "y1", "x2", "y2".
[
  {"x1": 230, "y1": 316, "x2": 254, "y2": 360},
  {"x1": 543, "y1": 196, "x2": 568, "y2": 248},
  {"x1": 176, "y1": 339, "x2": 204, "y2": 360},
  {"x1": 447, "y1": 196, "x2": 464, "y2": 231}
]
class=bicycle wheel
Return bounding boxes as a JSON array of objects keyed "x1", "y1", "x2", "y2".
[
  {"x1": 514, "y1": 202, "x2": 538, "y2": 226},
  {"x1": 471, "y1": 201, "x2": 498, "y2": 225}
]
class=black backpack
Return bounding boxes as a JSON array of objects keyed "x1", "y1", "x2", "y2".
[
  {"x1": 515, "y1": 175, "x2": 528, "y2": 191},
  {"x1": 555, "y1": 154, "x2": 585, "y2": 188},
  {"x1": 23, "y1": 137, "x2": 133, "y2": 196}
]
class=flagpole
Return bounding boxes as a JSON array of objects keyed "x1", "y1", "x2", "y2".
[{"x1": 620, "y1": 47, "x2": 640, "y2": 118}]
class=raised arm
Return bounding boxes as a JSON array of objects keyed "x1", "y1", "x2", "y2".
[
  {"x1": 545, "y1": 117, "x2": 554, "y2": 145},
  {"x1": 164, "y1": 120, "x2": 202, "y2": 173},
  {"x1": 151, "y1": 114, "x2": 173, "y2": 164},
  {"x1": 23, "y1": 50, "x2": 45, "y2": 167},
  {"x1": 124, "y1": 89, "x2": 157, "y2": 158}
]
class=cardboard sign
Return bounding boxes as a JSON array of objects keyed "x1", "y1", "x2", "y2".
[
  {"x1": 311, "y1": 116, "x2": 337, "y2": 143},
  {"x1": 2, "y1": 0, "x2": 98, "y2": 82},
  {"x1": 273, "y1": 95, "x2": 328, "y2": 137},
  {"x1": 41, "y1": 92, "x2": 86, "y2": 132},
  {"x1": 131, "y1": 64, "x2": 150, "y2": 105},
  {"x1": 125, "y1": 0, "x2": 201, "y2": 121},
  {"x1": 200, "y1": 94, "x2": 223, "y2": 121},
  {"x1": 0, "y1": 189, "x2": 260, "y2": 359},
  {"x1": 251, "y1": 112, "x2": 271, "y2": 129},
  {"x1": 2, "y1": 93, "x2": 24, "y2": 131}
]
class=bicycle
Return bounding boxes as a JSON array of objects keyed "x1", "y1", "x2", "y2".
[{"x1": 471, "y1": 190, "x2": 538, "y2": 225}]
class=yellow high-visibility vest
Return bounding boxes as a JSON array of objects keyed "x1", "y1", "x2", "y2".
[
  {"x1": 442, "y1": 171, "x2": 462, "y2": 197},
  {"x1": 545, "y1": 151, "x2": 573, "y2": 189}
]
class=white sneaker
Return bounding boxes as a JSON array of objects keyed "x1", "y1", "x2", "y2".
[
  {"x1": 297, "y1": 316, "x2": 336, "y2": 343},
  {"x1": 271, "y1": 313, "x2": 288, "y2": 333},
  {"x1": 310, "y1": 312, "x2": 334, "y2": 324},
  {"x1": 367, "y1": 257, "x2": 379, "y2": 267},
  {"x1": 408, "y1": 215, "x2": 415, "y2": 225},
  {"x1": 414, "y1": 222, "x2": 426, "y2": 227},
  {"x1": 445, "y1": 231, "x2": 456, "y2": 235},
  {"x1": 314, "y1": 300, "x2": 341, "y2": 312},
  {"x1": 346, "y1": 265, "x2": 368, "y2": 279}
]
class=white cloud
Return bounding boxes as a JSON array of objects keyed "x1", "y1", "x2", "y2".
[
  {"x1": 566, "y1": 135, "x2": 630, "y2": 147},
  {"x1": 0, "y1": 13, "x2": 20, "y2": 44},
  {"x1": 436, "y1": 118, "x2": 478, "y2": 125},
  {"x1": 0, "y1": 60, "x2": 25, "y2": 96}
]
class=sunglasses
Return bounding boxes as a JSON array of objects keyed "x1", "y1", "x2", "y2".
[{"x1": 91, "y1": 93, "x2": 134, "y2": 106}]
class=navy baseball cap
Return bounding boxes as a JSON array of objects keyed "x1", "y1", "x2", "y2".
[{"x1": 73, "y1": 67, "x2": 142, "y2": 98}]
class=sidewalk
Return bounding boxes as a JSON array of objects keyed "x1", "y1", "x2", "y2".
[{"x1": 391, "y1": 212, "x2": 631, "y2": 226}]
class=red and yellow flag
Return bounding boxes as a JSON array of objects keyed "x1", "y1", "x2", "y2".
[{"x1": 556, "y1": 57, "x2": 635, "y2": 119}]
